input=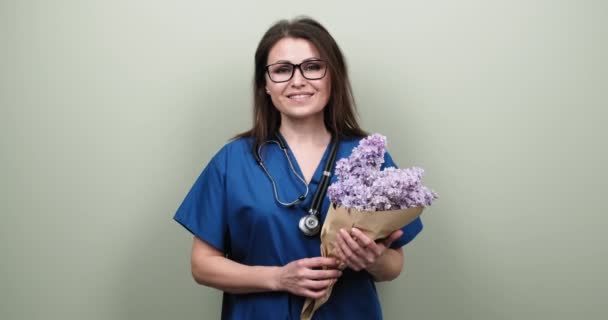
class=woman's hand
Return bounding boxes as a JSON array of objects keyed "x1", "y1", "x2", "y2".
[
  {"x1": 276, "y1": 257, "x2": 342, "y2": 299},
  {"x1": 334, "y1": 228, "x2": 403, "y2": 272}
]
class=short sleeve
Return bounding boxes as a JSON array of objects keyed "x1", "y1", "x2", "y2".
[
  {"x1": 382, "y1": 151, "x2": 424, "y2": 249},
  {"x1": 173, "y1": 152, "x2": 228, "y2": 252}
]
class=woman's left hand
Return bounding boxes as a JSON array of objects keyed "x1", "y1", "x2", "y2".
[{"x1": 334, "y1": 228, "x2": 403, "y2": 271}]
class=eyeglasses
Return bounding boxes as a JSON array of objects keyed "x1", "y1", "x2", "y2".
[{"x1": 265, "y1": 60, "x2": 328, "y2": 83}]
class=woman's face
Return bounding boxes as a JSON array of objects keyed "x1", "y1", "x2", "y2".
[{"x1": 265, "y1": 37, "x2": 331, "y2": 122}]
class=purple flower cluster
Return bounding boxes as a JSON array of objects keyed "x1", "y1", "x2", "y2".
[{"x1": 328, "y1": 134, "x2": 438, "y2": 211}]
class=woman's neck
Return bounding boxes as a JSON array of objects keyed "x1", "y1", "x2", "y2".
[{"x1": 279, "y1": 115, "x2": 330, "y2": 148}]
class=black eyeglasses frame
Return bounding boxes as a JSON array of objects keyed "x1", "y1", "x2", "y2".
[{"x1": 265, "y1": 59, "x2": 328, "y2": 83}]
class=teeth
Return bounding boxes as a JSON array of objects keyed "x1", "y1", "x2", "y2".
[{"x1": 289, "y1": 94, "x2": 312, "y2": 99}]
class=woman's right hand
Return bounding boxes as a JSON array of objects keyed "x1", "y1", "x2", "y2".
[{"x1": 275, "y1": 257, "x2": 342, "y2": 299}]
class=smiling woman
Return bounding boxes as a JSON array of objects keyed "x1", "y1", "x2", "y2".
[{"x1": 172, "y1": 17, "x2": 424, "y2": 320}]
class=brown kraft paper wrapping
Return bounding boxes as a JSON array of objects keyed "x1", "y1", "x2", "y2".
[{"x1": 300, "y1": 204, "x2": 424, "y2": 320}]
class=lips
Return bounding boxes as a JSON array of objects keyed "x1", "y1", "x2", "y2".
[{"x1": 287, "y1": 92, "x2": 314, "y2": 100}]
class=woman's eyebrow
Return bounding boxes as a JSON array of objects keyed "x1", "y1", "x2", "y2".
[
  {"x1": 302, "y1": 57, "x2": 322, "y2": 62},
  {"x1": 270, "y1": 57, "x2": 321, "y2": 64}
]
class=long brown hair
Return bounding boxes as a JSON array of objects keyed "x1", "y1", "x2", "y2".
[{"x1": 234, "y1": 17, "x2": 367, "y2": 148}]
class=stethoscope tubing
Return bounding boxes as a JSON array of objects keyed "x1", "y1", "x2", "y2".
[
  {"x1": 253, "y1": 133, "x2": 339, "y2": 236},
  {"x1": 253, "y1": 133, "x2": 338, "y2": 212},
  {"x1": 256, "y1": 140, "x2": 309, "y2": 207}
]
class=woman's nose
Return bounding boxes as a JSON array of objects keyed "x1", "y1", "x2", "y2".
[{"x1": 290, "y1": 67, "x2": 306, "y2": 86}]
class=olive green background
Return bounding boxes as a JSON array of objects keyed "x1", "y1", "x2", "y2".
[{"x1": 1, "y1": 0, "x2": 606, "y2": 319}]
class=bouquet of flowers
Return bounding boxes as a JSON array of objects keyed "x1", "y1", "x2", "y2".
[{"x1": 301, "y1": 134, "x2": 438, "y2": 320}]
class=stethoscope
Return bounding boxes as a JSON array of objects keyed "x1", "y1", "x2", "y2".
[{"x1": 253, "y1": 132, "x2": 339, "y2": 236}]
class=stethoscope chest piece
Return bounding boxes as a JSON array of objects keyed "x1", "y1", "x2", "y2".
[{"x1": 299, "y1": 214, "x2": 320, "y2": 236}]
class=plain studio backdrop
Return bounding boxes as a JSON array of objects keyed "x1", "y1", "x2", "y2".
[{"x1": 1, "y1": 0, "x2": 606, "y2": 319}]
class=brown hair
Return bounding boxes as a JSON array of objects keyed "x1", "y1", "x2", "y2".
[{"x1": 234, "y1": 17, "x2": 367, "y2": 148}]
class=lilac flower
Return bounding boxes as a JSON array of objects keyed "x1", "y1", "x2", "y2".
[{"x1": 328, "y1": 133, "x2": 438, "y2": 211}]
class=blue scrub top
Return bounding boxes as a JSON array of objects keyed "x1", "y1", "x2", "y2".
[{"x1": 174, "y1": 136, "x2": 423, "y2": 320}]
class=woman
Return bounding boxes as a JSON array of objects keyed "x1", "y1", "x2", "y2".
[{"x1": 174, "y1": 17, "x2": 423, "y2": 319}]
